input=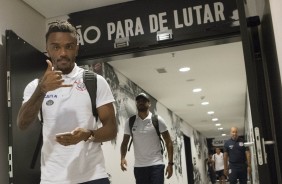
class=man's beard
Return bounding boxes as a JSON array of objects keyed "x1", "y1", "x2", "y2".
[{"x1": 137, "y1": 106, "x2": 147, "y2": 112}]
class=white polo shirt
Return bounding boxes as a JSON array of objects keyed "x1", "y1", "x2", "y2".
[
  {"x1": 124, "y1": 112, "x2": 167, "y2": 167},
  {"x1": 23, "y1": 64, "x2": 115, "y2": 184},
  {"x1": 212, "y1": 152, "x2": 225, "y2": 171}
]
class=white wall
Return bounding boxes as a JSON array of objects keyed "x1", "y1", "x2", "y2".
[
  {"x1": 269, "y1": 0, "x2": 282, "y2": 85},
  {"x1": 182, "y1": 117, "x2": 209, "y2": 184},
  {"x1": 0, "y1": 0, "x2": 46, "y2": 51},
  {"x1": 0, "y1": 0, "x2": 46, "y2": 183}
]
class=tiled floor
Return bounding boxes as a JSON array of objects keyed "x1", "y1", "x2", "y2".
[{"x1": 210, "y1": 180, "x2": 252, "y2": 184}]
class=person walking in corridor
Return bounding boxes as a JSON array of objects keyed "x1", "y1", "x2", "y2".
[
  {"x1": 213, "y1": 147, "x2": 226, "y2": 184},
  {"x1": 120, "y1": 93, "x2": 174, "y2": 184},
  {"x1": 224, "y1": 127, "x2": 251, "y2": 184}
]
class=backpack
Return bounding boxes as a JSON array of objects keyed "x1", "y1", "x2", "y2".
[
  {"x1": 30, "y1": 70, "x2": 98, "y2": 169},
  {"x1": 83, "y1": 70, "x2": 98, "y2": 120},
  {"x1": 127, "y1": 114, "x2": 165, "y2": 154}
]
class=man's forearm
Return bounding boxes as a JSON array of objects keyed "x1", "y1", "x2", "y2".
[
  {"x1": 91, "y1": 121, "x2": 117, "y2": 142},
  {"x1": 223, "y1": 153, "x2": 228, "y2": 169},
  {"x1": 17, "y1": 86, "x2": 45, "y2": 130},
  {"x1": 166, "y1": 141, "x2": 173, "y2": 163},
  {"x1": 120, "y1": 144, "x2": 127, "y2": 159}
]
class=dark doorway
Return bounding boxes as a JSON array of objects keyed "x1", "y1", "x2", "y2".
[{"x1": 184, "y1": 135, "x2": 194, "y2": 184}]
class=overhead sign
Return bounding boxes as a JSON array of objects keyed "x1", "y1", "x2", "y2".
[
  {"x1": 212, "y1": 137, "x2": 229, "y2": 146},
  {"x1": 66, "y1": 0, "x2": 239, "y2": 59}
]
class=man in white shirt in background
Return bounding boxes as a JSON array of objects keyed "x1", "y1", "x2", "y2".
[{"x1": 213, "y1": 147, "x2": 226, "y2": 184}]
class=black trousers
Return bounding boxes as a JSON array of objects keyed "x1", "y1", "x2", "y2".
[{"x1": 229, "y1": 164, "x2": 247, "y2": 184}]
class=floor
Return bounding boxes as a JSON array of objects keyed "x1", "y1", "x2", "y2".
[{"x1": 210, "y1": 180, "x2": 252, "y2": 184}]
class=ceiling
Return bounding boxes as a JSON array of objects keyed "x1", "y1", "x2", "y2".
[{"x1": 22, "y1": 0, "x2": 247, "y2": 138}]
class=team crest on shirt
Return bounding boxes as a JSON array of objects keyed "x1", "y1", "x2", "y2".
[
  {"x1": 74, "y1": 80, "x2": 86, "y2": 91},
  {"x1": 239, "y1": 142, "x2": 244, "y2": 146},
  {"x1": 46, "y1": 100, "x2": 54, "y2": 106}
]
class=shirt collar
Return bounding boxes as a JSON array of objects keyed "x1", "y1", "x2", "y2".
[{"x1": 137, "y1": 111, "x2": 152, "y2": 120}]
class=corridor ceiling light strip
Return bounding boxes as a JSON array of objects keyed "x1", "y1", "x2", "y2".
[
  {"x1": 207, "y1": 111, "x2": 214, "y2": 115},
  {"x1": 193, "y1": 88, "x2": 202, "y2": 93},
  {"x1": 179, "y1": 67, "x2": 190, "y2": 72}
]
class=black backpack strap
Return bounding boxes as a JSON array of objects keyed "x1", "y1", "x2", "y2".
[
  {"x1": 83, "y1": 70, "x2": 98, "y2": 120},
  {"x1": 127, "y1": 115, "x2": 136, "y2": 151},
  {"x1": 152, "y1": 114, "x2": 165, "y2": 154},
  {"x1": 30, "y1": 108, "x2": 43, "y2": 169}
]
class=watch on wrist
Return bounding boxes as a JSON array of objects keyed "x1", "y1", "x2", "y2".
[
  {"x1": 168, "y1": 162, "x2": 174, "y2": 165},
  {"x1": 87, "y1": 130, "x2": 95, "y2": 142}
]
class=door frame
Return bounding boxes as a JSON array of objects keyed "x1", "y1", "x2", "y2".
[{"x1": 237, "y1": 0, "x2": 282, "y2": 183}]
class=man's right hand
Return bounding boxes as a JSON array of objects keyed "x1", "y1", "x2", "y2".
[
  {"x1": 39, "y1": 60, "x2": 72, "y2": 93},
  {"x1": 224, "y1": 169, "x2": 228, "y2": 176},
  {"x1": 120, "y1": 158, "x2": 128, "y2": 171}
]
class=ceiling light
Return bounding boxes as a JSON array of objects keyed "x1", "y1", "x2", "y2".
[
  {"x1": 179, "y1": 67, "x2": 190, "y2": 72},
  {"x1": 201, "y1": 101, "x2": 209, "y2": 105},
  {"x1": 218, "y1": 127, "x2": 223, "y2": 130},
  {"x1": 193, "y1": 88, "x2": 202, "y2": 93},
  {"x1": 207, "y1": 111, "x2": 214, "y2": 115},
  {"x1": 212, "y1": 118, "x2": 218, "y2": 121},
  {"x1": 215, "y1": 123, "x2": 221, "y2": 126},
  {"x1": 222, "y1": 134, "x2": 226, "y2": 136}
]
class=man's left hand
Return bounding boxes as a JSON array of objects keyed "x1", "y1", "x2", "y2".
[
  {"x1": 165, "y1": 164, "x2": 173, "y2": 179},
  {"x1": 56, "y1": 127, "x2": 90, "y2": 146}
]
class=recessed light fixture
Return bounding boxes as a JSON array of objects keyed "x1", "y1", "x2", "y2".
[
  {"x1": 218, "y1": 127, "x2": 223, "y2": 130},
  {"x1": 207, "y1": 111, "x2": 214, "y2": 115},
  {"x1": 222, "y1": 134, "x2": 226, "y2": 136},
  {"x1": 193, "y1": 88, "x2": 202, "y2": 93},
  {"x1": 186, "y1": 79, "x2": 195, "y2": 82},
  {"x1": 201, "y1": 101, "x2": 209, "y2": 105},
  {"x1": 179, "y1": 67, "x2": 190, "y2": 72},
  {"x1": 212, "y1": 118, "x2": 219, "y2": 121},
  {"x1": 215, "y1": 123, "x2": 221, "y2": 126}
]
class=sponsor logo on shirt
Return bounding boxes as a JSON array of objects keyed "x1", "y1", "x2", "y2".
[
  {"x1": 229, "y1": 145, "x2": 234, "y2": 149},
  {"x1": 45, "y1": 94, "x2": 58, "y2": 98}
]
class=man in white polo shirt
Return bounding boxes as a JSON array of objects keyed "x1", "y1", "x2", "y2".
[
  {"x1": 213, "y1": 147, "x2": 226, "y2": 184},
  {"x1": 17, "y1": 20, "x2": 117, "y2": 184},
  {"x1": 120, "y1": 93, "x2": 174, "y2": 184}
]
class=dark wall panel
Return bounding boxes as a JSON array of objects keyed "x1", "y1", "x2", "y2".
[
  {"x1": 6, "y1": 30, "x2": 47, "y2": 184},
  {"x1": 259, "y1": 0, "x2": 282, "y2": 179},
  {"x1": 0, "y1": 35, "x2": 9, "y2": 184}
]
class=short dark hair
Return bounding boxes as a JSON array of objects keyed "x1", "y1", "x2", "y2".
[{"x1": 45, "y1": 20, "x2": 77, "y2": 42}]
